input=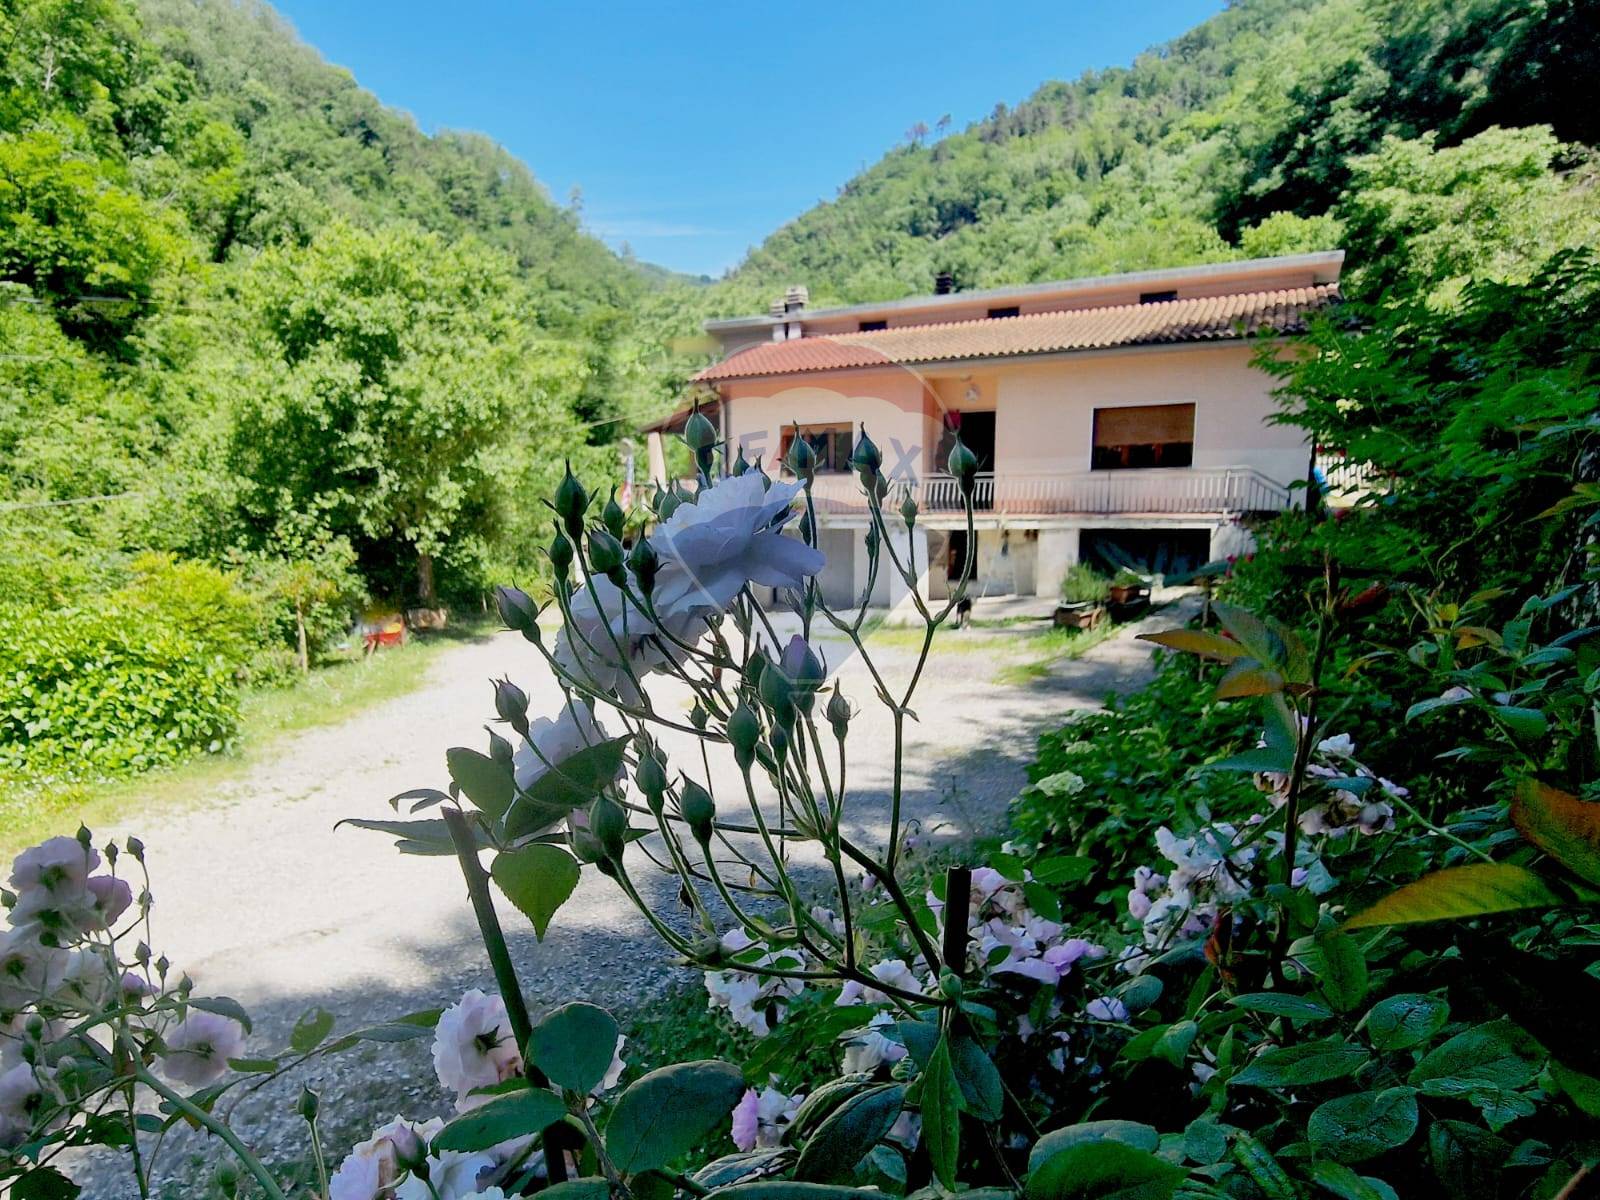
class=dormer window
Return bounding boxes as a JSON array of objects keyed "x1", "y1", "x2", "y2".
[
  {"x1": 1139, "y1": 290, "x2": 1177, "y2": 305},
  {"x1": 987, "y1": 306, "x2": 1020, "y2": 319},
  {"x1": 858, "y1": 319, "x2": 887, "y2": 332}
]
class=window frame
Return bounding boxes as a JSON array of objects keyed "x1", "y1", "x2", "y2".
[
  {"x1": 778, "y1": 423, "x2": 856, "y2": 475},
  {"x1": 1090, "y1": 402, "x2": 1196, "y2": 471}
]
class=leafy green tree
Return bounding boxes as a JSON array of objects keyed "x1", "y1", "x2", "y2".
[
  {"x1": 224, "y1": 219, "x2": 579, "y2": 607},
  {"x1": 1239, "y1": 210, "x2": 1345, "y2": 258},
  {"x1": 1339, "y1": 125, "x2": 1600, "y2": 299}
]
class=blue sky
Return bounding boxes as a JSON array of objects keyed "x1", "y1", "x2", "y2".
[{"x1": 270, "y1": 2, "x2": 1225, "y2": 277}]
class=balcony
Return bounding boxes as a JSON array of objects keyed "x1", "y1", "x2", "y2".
[{"x1": 804, "y1": 467, "x2": 1292, "y2": 519}]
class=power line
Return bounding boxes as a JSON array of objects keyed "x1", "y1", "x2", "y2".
[{"x1": 0, "y1": 490, "x2": 147, "y2": 513}]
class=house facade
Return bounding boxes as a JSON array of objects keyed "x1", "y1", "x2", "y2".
[{"x1": 646, "y1": 251, "x2": 1343, "y2": 609}]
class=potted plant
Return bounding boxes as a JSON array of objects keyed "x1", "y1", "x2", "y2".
[
  {"x1": 1054, "y1": 564, "x2": 1109, "y2": 628},
  {"x1": 1108, "y1": 566, "x2": 1149, "y2": 607}
]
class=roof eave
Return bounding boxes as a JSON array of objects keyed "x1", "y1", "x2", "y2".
[
  {"x1": 704, "y1": 250, "x2": 1346, "y2": 332},
  {"x1": 694, "y1": 327, "x2": 1309, "y2": 384}
]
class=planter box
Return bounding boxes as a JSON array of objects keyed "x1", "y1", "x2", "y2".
[
  {"x1": 1054, "y1": 602, "x2": 1106, "y2": 630},
  {"x1": 1107, "y1": 584, "x2": 1148, "y2": 605}
]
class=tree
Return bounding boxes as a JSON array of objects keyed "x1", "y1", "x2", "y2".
[
  {"x1": 1339, "y1": 125, "x2": 1600, "y2": 300},
  {"x1": 224, "y1": 220, "x2": 577, "y2": 607}
]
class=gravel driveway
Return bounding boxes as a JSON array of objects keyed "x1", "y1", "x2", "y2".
[{"x1": 84, "y1": 596, "x2": 1194, "y2": 1195}]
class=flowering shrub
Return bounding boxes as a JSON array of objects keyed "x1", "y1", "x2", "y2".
[{"x1": 9, "y1": 395, "x2": 1599, "y2": 1200}]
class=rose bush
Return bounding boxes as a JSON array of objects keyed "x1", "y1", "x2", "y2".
[{"x1": 6, "y1": 326, "x2": 1597, "y2": 1200}]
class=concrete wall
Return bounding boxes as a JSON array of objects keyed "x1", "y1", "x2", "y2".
[
  {"x1": 722, "y1": 370, "x2": 939, "y2": 481},
  {"x1": 992, "y1": 343, "x2": 1309, "y2": 486},
  {"x1": 815, "y1": 528, "x2": 856, "y2": 607},
  {"x1": 1035, "y1": 528, "x2": 1079, "y2": 599}
]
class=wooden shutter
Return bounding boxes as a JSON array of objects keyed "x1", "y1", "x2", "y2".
[{"x1": 1093, "y1": 403, "x2": 1195, "y2": 447}]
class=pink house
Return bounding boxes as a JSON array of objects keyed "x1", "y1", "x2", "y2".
[{"x1": 646, "y1": 251, "x2": 1342, "y2": 608}]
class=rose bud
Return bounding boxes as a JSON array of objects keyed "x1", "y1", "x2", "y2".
[
  {"x1": 731, "y1": 447, "x2": 750, "y2": 477},
  {"x1": 295, "y1": 1085, "x2": 320, "y2": 1122},
  {"x1": 899, "y1": 491, "x2": 918, "y2": 528},
  {"x1": 826, "y1": 688, "x2": 853, "y2": 741},
  {"x1": 850, "y1": 429, "x2": 883, "y2": 485},
  {"x1": 591, "y1": 795, "x2": 630, "y2": 863},
  {"x1": 487, "y1": 728, "x2": 514, "y2": 767},
  {"x1": 683, "y1": 406, "x2": 718, "y2": 451},
  {"x1": 549, "y1": 527, "x2": 574, "y2": 580},
  {"x1": 786, "y1": 433, "x2": 816, "y2": 483},
  {"x1": 492, "y1": 678, "x2": 530, "y2": 732},
  {"x1": 779, "y1": 636, "x2": 825, "y2": 715},
  {"x1": 588, "y1": 527, "x2": 626, "y2": 582},
  {"x1": 554, "y1": 462, "x2": 589, "y2": 537},
  {"x1": 602, "y1": 488, "x2": 626, "y2": 539},
  {"x1": 769, "y1": 724, "x2": 790, "y2": 764},
  {"x1": 636, "y1": 752, "x2": 668, "y2": 812},
  {"x1": 494, "y1": 585, "x2": 537, "y2": 635},
  {"x1": 742, "y1": 653, "x2": 766, "y2": 696},
  {"x1": 727, "y1": 703, "x2": 761, "y2": 772},
  {"x1": 947, "y1": 436, "x2": 979, "y2": 497},
  {"x1": 571, "y1": 826, "x2": 606, "y2": 865},
  {"x1": 628, "y1": 535, "x2": 660, "y2": 596},
  {"x1": 758, "y1": 661, "x2": 795, "y2": 728},
  {"x1": 678, "y1": 778, "x2": 716, "y2": 845},
  {"x1": 658, "y1": 490, "x2": 682, "y2": 520}
]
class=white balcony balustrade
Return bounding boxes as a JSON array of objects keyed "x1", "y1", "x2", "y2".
[{"x1": 803, "y1": 467, "x2": 1292, "y2": 517}]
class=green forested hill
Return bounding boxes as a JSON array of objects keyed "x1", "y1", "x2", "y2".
[
  {"x1": 130, "y1": 0, "x2": 639, "y2": 324},
  {"x1": 3, "y1": 0, "x2": 1597, "y2": 785},
  {"x1": 712, "y1": 0, "x2": 1598, "y2": 306},
  {"x1": 0, "y1": 0, "x2": 653, "y2": 625}
]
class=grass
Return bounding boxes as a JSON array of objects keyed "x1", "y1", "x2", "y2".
[
  {"x1": 991, "y1": 620, "x2": 1121, "y2": 685},
  {"x1": 862, "y1": 610, "x2": 1129, "y2": 683},
  {"x1": 0, "y1": 617, "x2": 495, "y2": 855}
]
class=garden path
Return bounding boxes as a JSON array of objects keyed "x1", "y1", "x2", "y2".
[{"x1": 89, "y1": 594, "x2": 1197, "y2": 1188}]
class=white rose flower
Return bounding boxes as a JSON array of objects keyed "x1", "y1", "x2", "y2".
[
  {"x1": 9, "y1": 837, "x2": 98, "y2": 893},
  {"x1": 835, "y1": 958, "x2": 922, "y2": 1007},
  {"x1": 433, "y1": 989, "x2": 522, "y2": 1109},
  {"x1": 1315, "y1": 733, "x2": 1356, "y2": 757},
  {"x1": 592, "y1": 1034, "x2": 626, "y2": 1095},
  {"x1": 731, "y1": 1084, "x2": 803, "y2": 1151},
  {"x1": 393, "y1": 1148, "x2": 497, "y2": 1200},
  {"x1": 160, "y1": 1011, "x2": 247, "y2": 1087},
  {"x1": 0, "y1": 929, "x2": 67, "y2": 1009},
  {"x1": 649, "y1": 473, "x2": 823, "y2": 616},
  {"x1": 554, "y1": 573, "x2": 696, "y2": 697},
  {"x1": 8, "y1": 838, "x2": 113, "y2": 935},
  {"x1": 704, "y1": 931, "x2": 805, "y2": 1036},
  {"x1": 55, "y1": 947, "x2": 117, "y2": 1009},
  {"x1": 329, "y1": 1115, "x2": 443, "y2": 1200},
  {"x1": 513, "y1": 703, "x2": 617, "y2": 793},
  {"x1": 840, "y1": 1012, "x2": 907, "y2": 1073},
  {"x1": 0, "y1": 1063, "x2": 57, "y2": 1147},
  {"x1": 1085, "y1": 996, "x2": 1129, "y2": 1022}
]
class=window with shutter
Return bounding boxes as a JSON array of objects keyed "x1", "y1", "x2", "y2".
[{"x1": 1091, "y1": 403, "x2": 1195, "y2": 470}]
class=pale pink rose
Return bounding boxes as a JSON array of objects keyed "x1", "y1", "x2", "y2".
[
  {"x1": 433, "y1": 990, "x2": 522, "y2": 1109},
  {"x1": 160, "y1": 1011, "x2": 246, "y2": 1087}
]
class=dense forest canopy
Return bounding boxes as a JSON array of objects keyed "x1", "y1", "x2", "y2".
[
  {"x1": 711, "y1": 0, "x2": 1598, "y2": 306},
  {"x1": 1, "y1": 0, "x2": 1596, "y2": 777}
]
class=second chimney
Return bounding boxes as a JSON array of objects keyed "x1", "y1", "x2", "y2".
[{"x1": 934, "y1": 271, "x2": 955, "y2": 295}]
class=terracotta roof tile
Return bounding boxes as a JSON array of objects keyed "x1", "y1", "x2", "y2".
[{"x1": 695, "y1": 285, "x2": 1339, "y2": 382}]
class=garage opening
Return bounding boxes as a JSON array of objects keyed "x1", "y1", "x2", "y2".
[{"x1": 1080, "y1": 528, "x2": 1212, "y2": 577}]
